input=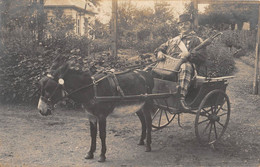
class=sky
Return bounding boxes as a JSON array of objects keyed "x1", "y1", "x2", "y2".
[{"x1": 96, "y1": 0, "x2": 208, "y2": 23}]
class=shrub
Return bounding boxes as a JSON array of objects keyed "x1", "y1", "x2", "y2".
[
  {"x1": 133, "y1": 37, "x2": 166, "y2": 54},
  {"x1": 201, "y1": 41, "x2": 235, "y2": 77},
  {"x1": 91, "y1": 38, "x2": 111, "y2": 53},
  {"x1": 0, "y1": 28, "x2": 94, "y2": 104},
  {"x1": 0, "y1": 29, "x2": 53, "y2": 103},
  {"x1": 44, "y1": 35, "x2": 91, "y2": 57}
]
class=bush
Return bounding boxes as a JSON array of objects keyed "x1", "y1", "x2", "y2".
[
  {"x1": 44, "y1": 35, "x2": 91, "y2": 57},
  {"x1": 0, "y1": 28, "x2": 94, "y2": 104},
  {"x1": 0, "y1": 29, "x2": 53, "y2": 104},
  {"x1": 202, "y1": 42, "x2": 235, "y2": 77},
  {"x1": 91, "y1": 38, "x2": 111, "y2": 53},
  {"x1": 133, "y1": 37, "x2": 165, "y2": 54}
]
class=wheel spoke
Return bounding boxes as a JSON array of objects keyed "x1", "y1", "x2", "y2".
[
  {"x1": 202, "y1": 108, "x2": 211, "y2": 113},
  {"x1": 221, "y1": 106, "x2": 228, "y2": 111},
  {"x1": 216, "y1": 120, "x2": 224, "y2": 127},
  {"x1": 198, "y1": 118, "x2": 210, "y2": 125},
  {"x1": 214, "y1": 122, "x2": 218, "y2": 139},
  {"x1": 208, "y1": 123, "x2": 213, "y2": 141},
  {"x1": 202, "y1": 121, "x2": 211, "y2": 135},
  {"x1": 213, "y1": 105, "x2": 217, "y2": 114},
  {"x1": 158, "y1": 109, "x2": 163, "y2": 127},
  {"x1": 218, "y1": 113, "x2": 228, "y2": 117},
  {"x1": 215, "y1": 105, "x2": 221, "y2": 115},
  {"x1": 152, "y1": 109, "x2": 160, "y2": 120},
  {"x1": 164, "y1": 110, "x2": 170, "y2": 122},
  {"x1": 216, "y1": 98, "x2": 226, "y2": 114},
  {"x1": 201, "y1": 108, "x2": 211, "y2": 116},
  {"x1": 211, "y1": 106, "x2": 214, "y2": 114}
]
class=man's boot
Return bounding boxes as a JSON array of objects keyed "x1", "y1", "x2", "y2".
[{"x1": 179, "y1": 96, "x2": 191, "y2": 112}]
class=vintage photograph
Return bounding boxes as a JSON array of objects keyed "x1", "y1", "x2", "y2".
[{"x1": 0, "y1": 0, "x2": 259, "y2": 166}]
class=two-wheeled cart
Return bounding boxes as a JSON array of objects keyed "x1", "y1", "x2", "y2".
[
  {"x1": 94, "y1": 71, "x2": 233, "y2": 145},
  {"x1": 151, "y1": 75, "x2": 234, "y2": 144}
]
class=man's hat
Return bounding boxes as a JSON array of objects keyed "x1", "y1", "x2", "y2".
[{"x1": 178, "y1": 13, "x2": 192, "y2": 24}]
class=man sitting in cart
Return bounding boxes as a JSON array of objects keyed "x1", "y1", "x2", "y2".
[{"x1": 154, "y1": 13, "x2": 206, "y2": 111}]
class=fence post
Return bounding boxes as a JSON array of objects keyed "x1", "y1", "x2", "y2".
[{"x1": 253, "y1": 5, "x2": 260, "y2": 95}]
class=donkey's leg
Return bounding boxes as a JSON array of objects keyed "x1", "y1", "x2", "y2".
[
  {"x1": 98, "y1": 116, "x2": 107, "y2": 162},
  {"x1": 143, "y1": 103, "x2": 152, "y2": 152},
  {"x1": 136, "y1": 110, "x2": 146, "y2": 145},
  {"x1": 85, "y1": 120, "x2": 97, "y2": 159}
]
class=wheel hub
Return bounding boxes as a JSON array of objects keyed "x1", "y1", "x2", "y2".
[{"x1": 209, "y1": 114, "x2": 220, "y2": 122}]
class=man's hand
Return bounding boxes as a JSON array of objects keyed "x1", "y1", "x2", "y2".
[{"x1": 157, "y1": 51, "x2": 166, "y2": 60}]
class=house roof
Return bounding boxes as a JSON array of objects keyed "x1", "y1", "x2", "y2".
[{"x1": 44, "y1": 0, "x2": 97, "y2": 14}]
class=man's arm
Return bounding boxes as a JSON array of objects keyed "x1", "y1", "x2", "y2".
[
  {"x1": 173, "y1": 33, "x2": 222, "y2": 71},
  {"x1": 154, "y1": 40, "x2": 169, "y2": 58}
]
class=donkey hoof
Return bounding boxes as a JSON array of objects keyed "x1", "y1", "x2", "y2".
[
  {"x1": 85, "y1": 152, "x2": 94, "y2": 159},
  {"x1": 138, "y1": 140, "x2": 145, "y2": 145},
  {"x1": 98, "y1": 155, "x2": 106, "y2": 162},
  {"x1": 145, "y1": 145, "x2": 151, "y2": 152}
]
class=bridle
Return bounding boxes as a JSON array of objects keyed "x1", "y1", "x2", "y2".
[{"x1": 41, "y1": 72, "x2": 111, "y2": 105}]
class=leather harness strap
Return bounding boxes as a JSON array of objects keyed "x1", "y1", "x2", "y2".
[
  {"x1": 110, "y1": 73, "x2": 125, "y2": 96},
  {"x1": 91, "y1": 72, "x2": 125, "y2": 98}
]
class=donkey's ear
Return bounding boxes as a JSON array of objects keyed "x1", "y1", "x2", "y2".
[
  {"x1": 53, "y1": 63, "x2": 70, "y2": 78},
  {"x1": 50, "y1": 55, "x2": 68, "y2": 72}
]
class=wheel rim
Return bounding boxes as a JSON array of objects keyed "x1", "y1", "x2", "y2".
[
  {"x1": 152, "y1": 107, "x2": 176, "y2": 129},
  {"x1": 195, "y1": 90, "x2": 231, "y2": 144}
]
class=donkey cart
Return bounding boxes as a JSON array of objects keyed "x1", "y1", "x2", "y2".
[
  {"x1": 38, "y1": 62, "x2": 234, "y2": 161},
  {"x1": 151, "y1": 75, "x2": 234, "y2": 145},
  {"x1": 94, "y1": 70, "x2": 234, "y2": 145}
]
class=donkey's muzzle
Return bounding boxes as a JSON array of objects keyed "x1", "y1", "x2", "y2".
[{"x1": 38, "y1": 96, "x2": 52, "y2": 116}]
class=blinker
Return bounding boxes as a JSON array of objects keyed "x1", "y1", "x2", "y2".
[{"x1": 58, "y1": 78, "x2": 64, "y2": 85}]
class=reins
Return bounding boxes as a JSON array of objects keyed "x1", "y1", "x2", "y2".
[
  {"x1": 45, "y1": 72, "x2": 112, "y2": 104},
  {"x1": 44, "y1": 58, "x2": 163, "y2": 104}
]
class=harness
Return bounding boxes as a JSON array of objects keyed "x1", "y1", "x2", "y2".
[{"x1": 43, "y1": 70, "x2": 145, "y2": 105}]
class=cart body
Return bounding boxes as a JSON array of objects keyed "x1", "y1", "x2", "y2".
[{"x1": 151, "y1": 75, "x2": 232, "y2": 144}]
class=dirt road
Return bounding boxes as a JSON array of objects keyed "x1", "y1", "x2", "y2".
[{"x1": 0, "y1": 59, "x2": 259, "y2": 167}]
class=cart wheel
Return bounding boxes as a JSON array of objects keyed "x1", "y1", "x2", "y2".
[
  {"x1": 195, "y1": 90, "x2": 231, "y2": 145},
  {"x1": 152, "y1": 107, "x2": 176, "y2": 129}
]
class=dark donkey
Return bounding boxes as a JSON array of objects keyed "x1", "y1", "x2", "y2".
[{"x1": 37, "y1": 62, "x2": 154, "y2": 162}]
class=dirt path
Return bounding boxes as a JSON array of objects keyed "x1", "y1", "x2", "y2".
[{"x1": 0, "y1": 59, "x2": 259, "y2": 167}]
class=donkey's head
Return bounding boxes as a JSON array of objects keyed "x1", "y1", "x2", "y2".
[
  {"x1": 38, "y1": 75, "x2": 68, "y2": 116},
  {"x1": 37, "y1": 61, "x2": 70, "y2": 116}
]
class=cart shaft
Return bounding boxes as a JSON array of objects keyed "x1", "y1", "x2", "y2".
[{"x1": 94, "y1": 93, "x2": 175, "y2": 102}]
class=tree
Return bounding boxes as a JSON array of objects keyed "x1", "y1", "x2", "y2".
[
  {"x1": 200, "y1": 4, "x2": 258, "y2": 30},
  {"x1": 117, "y1": 1, "x2": 178, "y2": 41},
  {"x1": 45, "y1": 9, "x2": 75, "y2": 39}
]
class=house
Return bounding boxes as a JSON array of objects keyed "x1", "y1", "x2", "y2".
[{"x1": 43, "y1": 0, "x2": 97, "y2": 37}]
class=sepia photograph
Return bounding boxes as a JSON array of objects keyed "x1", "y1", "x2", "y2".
[{"x1": 0, "y1": 0, "x2": 259, "y2": 166}]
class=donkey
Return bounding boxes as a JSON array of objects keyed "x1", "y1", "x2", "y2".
[{"x1": 37, "y1": 62, "x2": 154, "y2": 162}]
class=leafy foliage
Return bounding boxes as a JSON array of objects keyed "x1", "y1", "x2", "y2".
[
  {"x1": 204, "y1": 42, "x2": 235, "y2": 77},
  {"x1": 0, "y1": 0, "x2": 246, "y2": 104},
  {"x1": 200, "y1": 4, "x2": 258, "y2": 31},
  {"x1": 196, "y1": 28, "x2": 236, "y2": 77},
  {"x1": 0, "y1": 4, "x2": 90, "y2": 104},
  {"x1": 115, "y1": 1, "x2": 179, "y2": 53},
  {"x1": 0, "y1": 28, "x2": 49, "y2": 103},
  {"x1": 45, "y1": 9, "x2": 75, "y2": 39}
]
